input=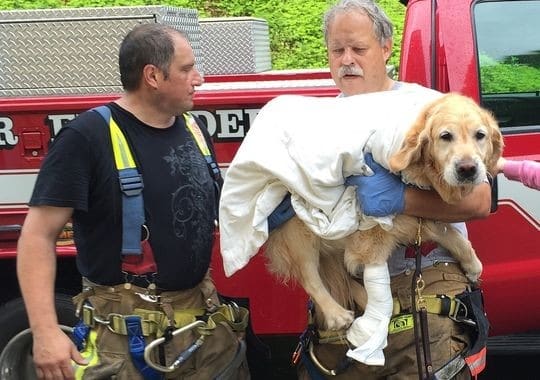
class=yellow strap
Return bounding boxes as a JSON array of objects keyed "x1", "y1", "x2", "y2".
[
  {"x1": 73, "y1": 330, "x2": 100, "y2": 379},
  {"x1": 314, "y1": 295, "x2": 459, "y2": 342},
  {"x1": 108, "y1": 112, "x2": 207, "y2": 170},
  {"x1": 109, "y1": 117, "x2": 136, "y2": 170},
  {"x1": 388, "y1": 314, "x2": 414, "y2": 334},
  {"x1": 392, "y1": 295, "x2": 457, "y2": 316},
  {"x1": 82, "y1": 304, "x2": 248, "y2": 337},
  {"x1": 184, "y1": 113, "x2": 211, "y2": 156}
]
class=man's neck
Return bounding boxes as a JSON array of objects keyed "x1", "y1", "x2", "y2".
[{"x1": 115, "y1": 94, "x2": 176, "y2": 129}]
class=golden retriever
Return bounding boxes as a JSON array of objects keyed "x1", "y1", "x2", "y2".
[{"x1": 265, "y1": 93, "x2": 503, "y2": 331}]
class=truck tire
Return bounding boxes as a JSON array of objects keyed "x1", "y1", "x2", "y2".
[
  {"x1": 0, "y1": 325, "x2": 74, "y2": 380},
  {"x1": 0, "y1": 294, "x2": 77, "y2": 380},
  {"x1": 0, "y1": 293, "x2": 78, "y2": 352}
]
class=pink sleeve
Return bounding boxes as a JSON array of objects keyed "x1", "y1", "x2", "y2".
[{"x1": 503, "y1": 160, "x2": 540, "y2": 190}]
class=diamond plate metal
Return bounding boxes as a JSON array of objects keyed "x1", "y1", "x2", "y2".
[
  {"x1": 0, "y1": 6, "x2": 202, "y2": 96},
  {"x1": 199, "y1": 17, "x2": 271, "y2": 75}
]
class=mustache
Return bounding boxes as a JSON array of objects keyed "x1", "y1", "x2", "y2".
[{"x1": 338, "y1": 65, "x2": 364, "y2": 78}]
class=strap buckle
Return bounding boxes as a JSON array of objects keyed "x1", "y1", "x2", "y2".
[
  {"x1": 119, "y1": 170, "x2": 144, "y2": 196},
  {"x1": 448, "y1": 298, "x2": 476, "y2": 327}
]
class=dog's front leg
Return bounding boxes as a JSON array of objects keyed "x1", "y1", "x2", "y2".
[{"x1": 346, "y1": 262, "x2": 392, "y2": 366}]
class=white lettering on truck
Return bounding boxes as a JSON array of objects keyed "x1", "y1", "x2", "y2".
[
  {"x1": 192, "y1": 108, "x2": 260, "y2": 140},
  {"x1": 0, "y1": 117, "x2": 18, "y2": 148},
  {"x1": 1, "y1": 109, "x2": 259, "y2": 150},
  {"x1": 47, "y1": 114, "x2": 76, "y2": 140}
]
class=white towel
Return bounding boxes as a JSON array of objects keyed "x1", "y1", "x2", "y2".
[{"x1": 219, "y1": 83, "x2": 442, "y2": 277}]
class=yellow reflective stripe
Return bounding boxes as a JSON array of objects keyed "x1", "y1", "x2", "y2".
[
  {"x1": 109, "y1": 118, "x2": 136, "y2": 170},
  {"x1": 74, "y1": 330, "x2": 100, "y2": 379},
  {"x1": 184, "y1": 113, "x2": 210, "y2": 156},
  {"x1": 388, "y1": 314, "x2": 414, "y2": 334}
]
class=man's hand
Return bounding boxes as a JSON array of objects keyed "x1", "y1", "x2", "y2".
[
  {"x1": 345, "y1": 153, "x2": 405, "y2": 217},
  {"x1": 33, "y1": 326, "x2": 87, "y2": 380},
  {"x1": 267, "y1": 193, "x2": 295, "y2": 232}
]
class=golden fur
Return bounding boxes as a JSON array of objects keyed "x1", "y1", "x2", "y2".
[{"x1": 265, "y1": 93, "x2": 503, "y2": 330}]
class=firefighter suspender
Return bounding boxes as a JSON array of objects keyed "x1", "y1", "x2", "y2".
[
  {"x1": 184, "y1": 113, "x2": 222, "y2": 219},
  {"x1": 95, "y1": 105, "x2": 145, "y2": 256},
  {"x1": 88, "y1": 105, "x2": 222, "y2": 380},
  {"x1": 92, "y1": 105, "x2": 220, "y2": 274},
  {"x1": 183, "y1": 113, "x2": 220, "y2": 179}
]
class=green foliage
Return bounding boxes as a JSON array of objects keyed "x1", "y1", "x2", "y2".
[
  {"x1": 479, "y1": 53, "x2": 540, "y2": 93},
  {"x1": 0, "y1": 0, "x2": 405, "y2": 70}
]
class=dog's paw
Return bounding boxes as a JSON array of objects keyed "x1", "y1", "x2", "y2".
[
  {"x1": 324, "y1": 307, "x2": 355, "y2": 331},
  {"x1": 463, "y1": 255, "x2": 483, "y2": 283}
]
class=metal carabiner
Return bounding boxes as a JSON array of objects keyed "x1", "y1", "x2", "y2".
[
  {"x1": 143, "y1": 320, "x2": 206, "y2": 373},
  {"x1": 448, "y1": 297, "x2": 476, "y2": 327},
  {"x1": 308, "y1": 341, "x2": 342, "y2": 376}
]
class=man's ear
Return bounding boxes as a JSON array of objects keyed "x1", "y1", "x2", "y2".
[
  {"x1": 142, "y1": 64, "x2": 160, "y2": 90},
  {"x1": 383, "y1": 38, "x2": 393, "y2": 63}
]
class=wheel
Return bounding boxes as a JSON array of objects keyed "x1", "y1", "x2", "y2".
[
  {"x1": 0, "y1": 326, "x2": 73, "y2": 380},
  {"x1": 0, "y1": 294, "x2": 78, "y2": 379},
  {"x1": 0, "y1": 293, "x2": 78, "y2": 351}
]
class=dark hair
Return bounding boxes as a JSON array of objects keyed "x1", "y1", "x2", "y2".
[
  {"x1": 323, "y1": 0, "x2": 393, "y2": 46},
  {"x1": 118, "y1": 23, "x2": 186, "y2": 91}
]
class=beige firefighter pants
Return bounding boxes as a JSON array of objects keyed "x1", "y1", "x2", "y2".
[
  {"x1": 73, "y1": 272, "x2": 250, "y2": 380},
  {"x1": 299, "y1": 263, "x2": 473, "y2": 380}
]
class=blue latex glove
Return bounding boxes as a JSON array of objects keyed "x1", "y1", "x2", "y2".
[
  {"x1": 267, "y1": 193, "x2": 296, "y2": 232},
  {"x1": 345, "y1": 153, "x2": 405, "y2": 217}
]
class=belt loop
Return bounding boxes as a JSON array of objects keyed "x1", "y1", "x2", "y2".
[
  {"x1": 161, "y1": 301, "x2": 176, "y2": 327},
  {"x1": 119, "y1": 284, "x2": 138, "y2": 315}
]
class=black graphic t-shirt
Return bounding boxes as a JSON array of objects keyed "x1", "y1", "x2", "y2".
[{"x1": 30, "y1": 103, "x2": 219, "y2": 290}]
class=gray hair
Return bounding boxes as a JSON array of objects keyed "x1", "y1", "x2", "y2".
[{"x1": 323, "y1": 0, "x2": 394, "y2": 45}]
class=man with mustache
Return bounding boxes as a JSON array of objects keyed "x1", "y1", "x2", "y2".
[{"x1": 270, "y1": 1, "x2": 491, "y2": 378}]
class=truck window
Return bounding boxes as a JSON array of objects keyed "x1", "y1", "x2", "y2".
[{"x1": 474, "y1": 0, "x2": 540, "y2": 132}]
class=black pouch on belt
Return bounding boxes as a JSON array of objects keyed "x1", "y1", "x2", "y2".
[{"x1": 455, "y1": 287, "x2": 490, "y2": 376}]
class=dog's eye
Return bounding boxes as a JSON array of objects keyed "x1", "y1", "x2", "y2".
[
  {"x1": 475, "y1": 130, "x2": 486, "y2": 140},
  {"x1": 440, "y1": 131, "x2": 453, "y2": 141}
]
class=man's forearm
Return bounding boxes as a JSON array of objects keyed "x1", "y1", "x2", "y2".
[
  {"x1": 403, "y1": 182, "x2": 492, "y2": 222},
  {"x1": 17, "y1": 236, "x2": 59, "y2": 331}
]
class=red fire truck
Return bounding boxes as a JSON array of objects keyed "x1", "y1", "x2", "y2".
[{"x1": 0, "y1": 0, "x2": 538, "y2": 378}]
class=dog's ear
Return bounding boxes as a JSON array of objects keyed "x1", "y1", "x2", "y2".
[
  {"x1": 482, "y1": 108, "x2": 504, "y2": 175},
  {"x1": 388, "y1": 106, "x2": 432, "y2": 172}
]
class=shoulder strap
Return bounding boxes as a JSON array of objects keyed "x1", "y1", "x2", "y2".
[
  {"x1": 183, "y1": 112, "x2": 221, "y2": 181},
  {"x1": 183, "y1": 112, "x2": 222, "y2": 223},
  {"x1": 92, "y1": 105, "x2": 145, "y2": 255}
]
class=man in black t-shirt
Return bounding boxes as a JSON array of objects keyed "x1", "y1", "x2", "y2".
[{"x1": 17, "y1": 24, "x2": 249, "y2": 380}]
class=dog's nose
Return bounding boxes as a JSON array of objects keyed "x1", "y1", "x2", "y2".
[{"x1": 456, "y1": 160, "x2": 478, "y2": 181}]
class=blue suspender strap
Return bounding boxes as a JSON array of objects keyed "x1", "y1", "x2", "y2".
[
  {"x1": 118, "y1": 167, "x2": 145, "y2": 255},
  {"x1": 92, "y1": 106, "x2": 145, "y2": 255},
  {"x1": 125, "y1": 315, "x2": 163, "y2": 380}
]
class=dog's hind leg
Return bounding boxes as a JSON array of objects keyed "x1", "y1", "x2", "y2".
[
  {"x1": 265, "y1": 217, "x2": 354, "y2": 330},
  {"x1": 423, "y1": 222, "x2": 482, "y2": 283}
]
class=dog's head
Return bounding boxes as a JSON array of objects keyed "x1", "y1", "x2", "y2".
[{"x1": 388, "y1": 93, "x2": 504, "y2": 203}]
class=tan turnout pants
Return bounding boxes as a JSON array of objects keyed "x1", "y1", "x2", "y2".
[
  {"x1": 72, "y1": 273, "x2": 250, "y2": 380},
  {"x1": 298, "y1": 263, "x2": 474, "y2": 380}
]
